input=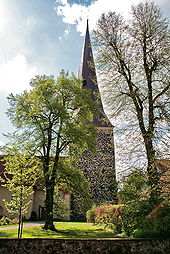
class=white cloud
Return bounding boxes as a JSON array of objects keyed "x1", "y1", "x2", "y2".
[
  {"x1": 0, "y1": 54, "x2": 38, "y2": 94},
  {"x1": 56, "y1": 0, "x2": 68, "y2": 4},
  {"x1": 55, "y1": 0, "x2": 170, "y2": 35},
  {"x1": 0, "y1": 1, "x2": 39, "y2": 70},
  {"x1": 55, "y1": 0, "x2": 142, "y2": 35}
]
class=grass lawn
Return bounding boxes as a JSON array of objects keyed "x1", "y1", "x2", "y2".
[{"x1": 0, "y1": 222, "x2": 122, "y2": 239}]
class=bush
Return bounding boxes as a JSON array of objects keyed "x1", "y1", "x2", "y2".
[
  {"x1": 121, "y1": 200, "x2": 152, "y2": 236},
  {"x1": 121, "y1": 200, "x2": 170, "y2": 238},
  {"x1": 132, "y1": 228, "x2": 161, "y2": 238},
  {"x1": 118, "y1": 168, "x2": 148, "y2": 203},
  {"x1": 70, "y1": 193, "x2": 92, "y2": 222},
  {"x1": 86, "y1": 204, "x2": 123, "y2": 234},
  {"x1": 0, "y1": 216, "x2": 19, "y2": 226},
  {"x1": 54, "y1": 198, "x2": 70, "y2": 221},
  {"x1": 140, "y1": 201, "x2": 170, "y2": 238},
  {"x1": 86, "y1": 206, "x2": 96, "y2": 223}
]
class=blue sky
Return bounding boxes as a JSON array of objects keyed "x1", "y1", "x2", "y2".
[{"x1": 0, "y1": 0, "x2": 170, "y2": 145}]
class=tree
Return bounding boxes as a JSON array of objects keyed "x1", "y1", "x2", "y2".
[
  {"x1": 93, "y1": 2, "x2": 170, "y2": 205},
  {"x1": 7, "y1": 72, "x2": 97, "y2": 230},
  {"x1": 54, "y1": 158, "x2": 92, "y2": 221},
  {"x1": 118, "y1": 168, "x2": 148, "y2": 204},
  {"x1": 2, "y1": 147, "x2": 41, "y2": 238}
]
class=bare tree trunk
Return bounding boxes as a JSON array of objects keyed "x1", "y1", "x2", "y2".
[
  {"x1": 18, "y1": 208, "x2": 22, "y2": 239},
  {"x1": 18, "y1": 188, "x2": 23, "y2": 239}
]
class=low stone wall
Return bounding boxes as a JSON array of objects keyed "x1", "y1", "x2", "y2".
[{"x1": 0, "y1": 238, "x2": 170, "y2": 254}]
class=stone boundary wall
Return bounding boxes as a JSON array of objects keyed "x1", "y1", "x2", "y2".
[{"x1": 0, "y1": 238, "x2": 170, "y2": 254}]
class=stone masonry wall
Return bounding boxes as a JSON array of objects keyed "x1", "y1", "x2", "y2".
[
  {"x1": 0, "y1": 238, "x2": 170, "y2": 254},
  {"x1": 77, "y1": 127, "x2": 117, "y2": 205}
]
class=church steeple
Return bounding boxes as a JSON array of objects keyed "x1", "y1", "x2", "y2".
[
  {"x1": 78, "y1": 19, "x2": 97, "y2": 92},
  {"x1": 71, "y1": 20, "x2": 117, "y2": 211},
  {"x1": 79, "y1": 20, "x2": 112, "y2": 128}
]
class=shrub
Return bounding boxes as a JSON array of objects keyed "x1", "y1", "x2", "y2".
[
  {"x1": 132, "y1": 228, "x2": 161, "y2": 238},
  {"x1": 70, "y1": 193, "x2": 92, "y2": 222},
  {"x1": 86, "y1": 206, "x2": 96, "y2": 223},
  {"x1": 140, "y1": 201, "x2": 170, "y2": 238},
  {"x1": 54, "y1": 198, "x2": 70, "y2": 221},
  {"x1": 121, "y1": 200, "x2": 152, "y2": 236},
  {"x1": 86, "y1": 204, "x2": 123, "y2": 234},
  {"x1": 0, "y1": 216, "x2": 19, "y2": 225},
  {"x1": 121, "y1": 200, "x2": 170, "y2": 238}
]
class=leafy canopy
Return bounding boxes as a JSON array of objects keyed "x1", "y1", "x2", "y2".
[{"x1": 7, "y1": 72, "x2": 97, "y2": 158}]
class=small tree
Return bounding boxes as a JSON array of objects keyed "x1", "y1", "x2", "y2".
[
  {"x1": 53, "y1": 158, "x2": 92, "y2": 221},
  {"x1": 118, "y1": 168, "x2": 148, "y2": 203},
  {"x1": 2, "y1": 147, "x2": 41, "y2": 238}
]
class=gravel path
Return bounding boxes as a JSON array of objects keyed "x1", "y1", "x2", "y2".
[{"x1": 0, "y1": 222, "x2": 44, "y2": 231}]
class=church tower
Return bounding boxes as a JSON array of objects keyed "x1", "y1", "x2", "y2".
[{"x1": 78, "y1": 20, "x2": 117, "y2": 205}]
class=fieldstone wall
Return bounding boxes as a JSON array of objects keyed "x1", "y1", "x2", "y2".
[
  {"x1": 77, "y1": 127, "x2": 117, "y2": 205},
  {"x1": 0, "y1": 238, "x2": 170, "y2": 254}
]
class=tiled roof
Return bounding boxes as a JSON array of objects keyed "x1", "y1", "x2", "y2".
[{"x1": 156, "y1": 159, "x2": 170, "y2": 173}]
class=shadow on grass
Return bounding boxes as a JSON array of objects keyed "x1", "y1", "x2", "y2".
[
  {"x1": 0, "y1": 223, "x2": 123, "y2": 239},
  {"x1": 29, "y1": 227, "x2": 119, "y2": 239},
  {"x1": 0, "y1": 230, "x2": 16, "y2": 238}
]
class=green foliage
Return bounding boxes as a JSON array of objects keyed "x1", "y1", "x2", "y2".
[
  {"x1": 121, "y1": 200, "x2": 152, "y2": 236},
  {"x1": 70, "y1": 193, "x2": 92, "y2": 222},
  {"x1": 86, "y1": 206, "x2": 96, "y2": 223},
  {"x1": 1, "y1": 146, "x2": 41, "y2": 238},
  {"x1": 6, "y1": 71, "x2": 97, "y2": 229},
  {"x1": 0, "y1": 216, "x2": 18, "y2": 226},
  {"x1": 53, "y1": 196, "x2": 70, "y2": 221},
  {"x1": 119, "y1": 169, "x2": 152, "y2": 236},
  {"x1": 118, "y1": 168, "x2": 148, "y2": 203},
  {"x1": 57, "y1": 158, "x2": 90, "y2": 198},
  {"x1": 133, "y1": 201, "x2": 170, "y2": 238},
  {"x1": 119, "y1": 168, "x2": 170, "y2": 237},
  {"x1": 2, "y1": 147, "x2": 41, "y2": 217},
  {"x1": 56, "y1": 158, "x2": 92, "y2": 221},
  {"x1": 7, "y1": 72, "x2": 97, "y2": 159},
  {"x1": 86, "y1": 205, "x2": 123, "y2": 234}
]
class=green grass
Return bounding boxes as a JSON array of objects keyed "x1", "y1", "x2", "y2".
[{"x1": 0, "y1": 222, "x2": 121, "y2": 239}]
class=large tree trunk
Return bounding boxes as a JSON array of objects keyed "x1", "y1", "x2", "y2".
[
  {"x1": 44, "y1": 181, "x2": 56, "y2": 230},
  {"x1": 42, "y1": 140, "x2": 59, "y2": 231},
  {"x1": 145, "y1": 138, "x2": 161, "y2": 205}
]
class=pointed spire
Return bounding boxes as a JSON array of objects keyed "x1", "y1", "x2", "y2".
[
  {"x1": 78, "y1": 19, "x2": 98, "y2": 92},
  {"x1": 79, "y1": 20, "x2": 113, "y2": 128}
]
